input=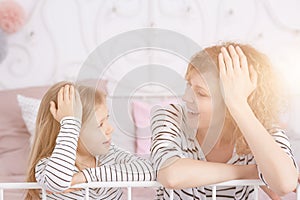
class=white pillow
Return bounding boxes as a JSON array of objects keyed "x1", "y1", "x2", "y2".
[{"x1": 17, "y1": 95, "x2": 41, "y2": 145}]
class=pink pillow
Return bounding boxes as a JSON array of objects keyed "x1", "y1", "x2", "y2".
[
  {"x1": 0, "y1": 85, "x2": 49, "y2": 178},
  {"x1": 131, "y1": 99, "x2": 180, "y2": 156}
]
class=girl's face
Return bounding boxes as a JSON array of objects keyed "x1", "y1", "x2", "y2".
[
  {"x1": 80, "y1": 104, "x2": 114, "y2": 156},
  {"x1": 182, "y1": 70, "x2": 212, "y2": 131}
]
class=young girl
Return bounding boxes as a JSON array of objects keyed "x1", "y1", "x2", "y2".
[
  {"x1": 150, "y1": 43, "x2": 299, "y2": 199},
  {"x1": 26, "y1": 81, "x2": 154, "y2": 199}
]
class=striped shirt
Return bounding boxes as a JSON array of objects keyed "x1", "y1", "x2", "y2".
[
  {"x1": 35, "y1": 117, "x2": 154, "y2": 200},
  {"x1": 150, "y1": 104, "x2": 297, "y2": 200}
]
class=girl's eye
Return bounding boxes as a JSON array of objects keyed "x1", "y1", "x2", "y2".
[{"x1": 98, "y1": 123, "x2": 104, "y2": 128}]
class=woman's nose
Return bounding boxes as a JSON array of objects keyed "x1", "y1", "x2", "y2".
[{"x1": 182, "y1": 86, "x2": 194, "y2": 103}]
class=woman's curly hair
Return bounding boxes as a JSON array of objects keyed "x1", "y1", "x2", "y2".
[{"x1": 186, "y1": 42, "x2": 286, "y2": 155}]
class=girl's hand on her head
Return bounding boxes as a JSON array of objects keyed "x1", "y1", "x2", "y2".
[
  {"x1": 49, "y1": 85, "x2": 82, "y2": 122},
  {"x1": 218, "y1": 45, "x2": 258, "y2": 108}
]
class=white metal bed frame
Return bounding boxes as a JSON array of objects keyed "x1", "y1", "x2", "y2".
[{"x1": 0, "y1": 180, "x2": 299, "y2": 200}]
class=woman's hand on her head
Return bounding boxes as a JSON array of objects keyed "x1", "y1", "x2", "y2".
[
  {"x1": 218, "y1": 45, "x2": 258, "y2": 108},
  {"x1": 49, "y1": 85, "x2": 82, "y2": 122}
]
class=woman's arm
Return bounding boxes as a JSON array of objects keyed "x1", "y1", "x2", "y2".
[
  {"x1": 157, "y1": 157, "x2": 258, "y2": 189},
  {"x1": 150, "y1": 104, "x2": 259, "y2": 189},
  {"x1": 227, "y1": 102, "x2": 298, "y2": 195},
  {"x1": 219, "y1": 45, "x2": 298, "y2": 195}
]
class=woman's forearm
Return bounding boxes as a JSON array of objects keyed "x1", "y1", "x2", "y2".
[
  {"x1": 157, "y1": 157, "x2": 258, "y2": 189},
  {"x1": 228, "y1": 102, "x2": 298, "y2": 195}
]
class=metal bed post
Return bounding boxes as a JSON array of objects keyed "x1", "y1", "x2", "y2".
[
  {"x1": 212, "y1": 185, "x2": 217, "y2": 200},
  {"x1": 85, "y1": 187, "x2": 89, "y2": 200},
  {"x1": 169, "y1": 189, "x2": 174, "y2": 200},
  {"x1": 297, "y1": 184, "x2": 300, "y2": 200},
  {"x1": 41, "y1": 189, "x2": 47, "y2": 200},
  {"x1": 0, "y1": 189, "x2": 3, "y2": 200},
  {"x1": 127, "y1": 187, "x2": 132, "y2": 200},
  {"x1": 254, "y1": 185, "x2": 259, "y2": 200}
]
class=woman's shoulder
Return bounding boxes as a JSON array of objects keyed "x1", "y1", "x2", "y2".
[
  {"x1": 267, "y1": 127, "x2": 289, "y2": 139},
  {"x1": 151, "y1": 103, "x2": 184, "y2": 120}
]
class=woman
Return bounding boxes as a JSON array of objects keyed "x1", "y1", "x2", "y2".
[
  {"x1": 150, "y1": 43, "x2": 298, "y2": 199},
  {"x1": 26, "y1": 82, "x2": 154, "y2": 199}
]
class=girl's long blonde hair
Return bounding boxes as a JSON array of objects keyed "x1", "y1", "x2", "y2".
[
  {"x1": 186, "y1": 42, "x2": 286, "y2": 155},
  {"x1": 25, "y1": 81, "x2": 106, "y2": 200}
]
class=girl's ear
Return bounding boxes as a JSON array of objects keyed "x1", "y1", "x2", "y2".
[{"x1": 49, "y1": 101, "x2": 58, "y2": 121}]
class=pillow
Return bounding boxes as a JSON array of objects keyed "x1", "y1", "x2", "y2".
[
  {"x1": 17, "y1": 95, "x2": 41, "y2": 145},
  {"x1": 131, "y1": 99, "x2": 180, "y2": 156},
  {"x1": 0, "y1": 85, "x2": 48, "y2": 177}
]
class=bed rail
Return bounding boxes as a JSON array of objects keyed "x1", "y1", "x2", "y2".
[{"x1": 0, "y1": 180, "x2": 299, "y2": 200}]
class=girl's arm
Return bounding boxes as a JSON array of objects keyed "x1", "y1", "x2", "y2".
[
  {"x1": 80, "y1": 145, "x2": 154, "y2": 182},
  {"x1": 219, "y1": 46, "x2": 298, "y2": 195},
  {"x1": 35, "y1": 85, "x2": 83, "y2": 193},
  {"x1": 35, "y1": 118, "x2": 81, "y2": 193}
]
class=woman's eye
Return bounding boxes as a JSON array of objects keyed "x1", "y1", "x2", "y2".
[{"x1": 196, "y1": 91, "x2": 207, "y2": 97}]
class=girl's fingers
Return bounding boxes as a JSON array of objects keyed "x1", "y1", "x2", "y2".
[
  {"x1": 64, "y1": 85, "x2": 70, "y2": 102},
  {"x1": 58, "y1": 87, "x2": 64, "y2": 107},
  {"x1": 235, "y1": 46, "x2": 249, "y2": 73},
  {"x1": 74, "y1": 89, "x2": 80, "y2": 103},
  {"x1": 221, "y1": 47, "x2": 233, "y2": 75},
  {"x1": 228, "y1": 45, "x2": 240, "y2": 70},
  {"x1": 70, "y1": 85, "x2": 75, "y2": 101}
]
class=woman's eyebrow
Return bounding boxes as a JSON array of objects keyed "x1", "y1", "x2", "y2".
[{"x1": 194, "y1": 85, "x2": 207, "y2": 92}]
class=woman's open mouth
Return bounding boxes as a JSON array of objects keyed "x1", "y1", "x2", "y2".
[{"x1": 186, "y1": 108, "x2": 199, "y2": 116}]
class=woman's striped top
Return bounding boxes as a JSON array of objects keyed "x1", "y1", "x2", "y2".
[
  {"x1": 150, "y1": 104, "x2": 297, "y2": 200},
  {"x1": 35, "y1": 117, "x2": 154, "y2": 200}
]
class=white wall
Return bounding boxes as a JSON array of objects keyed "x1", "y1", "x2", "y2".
[{"x1": 0, "y1": 0, "x2": 299, "y2": 156}]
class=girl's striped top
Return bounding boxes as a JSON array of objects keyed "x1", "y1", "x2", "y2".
[
  {"x1": 35, "y1": 117, "x2": 154, "y2": 200},
  {"x1": 150, "y1": 104, "x2": 298, "y2": 200}
]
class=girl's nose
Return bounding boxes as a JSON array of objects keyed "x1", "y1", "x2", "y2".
[
  {"x1": 106, "y1": 123, "x2": 114, "y2": 135},
  {"x1": 182, "y1": 85, "x2": 194, "y2": 103}
]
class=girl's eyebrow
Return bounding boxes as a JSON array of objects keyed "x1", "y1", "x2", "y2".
[{"x1": 99, "y1": 114, "x2": 110, "y2": 123}]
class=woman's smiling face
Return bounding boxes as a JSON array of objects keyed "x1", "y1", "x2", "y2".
[{"x1": 182, "y1": 70, "x2": 212, "y2": 131}]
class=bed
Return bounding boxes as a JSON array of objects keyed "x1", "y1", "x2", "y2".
[{"x1": 0, "y1": 85, "x2": 299, "y2": 200}]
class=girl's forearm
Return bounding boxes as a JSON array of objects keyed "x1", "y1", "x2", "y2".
[
  {"x1": 157, "y1": 158, "x2": 257, "y2": 189},
  {"x1": 228, "y1": 102, "x2": 298, "y2": 195}
]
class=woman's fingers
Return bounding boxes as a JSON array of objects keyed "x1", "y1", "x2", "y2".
[
  {"x1": 221, "y1": 47, "x2": 233, "y2": 75},
  {"x1": 228, "y1": 45, "x2": 240, "y2": 70},
  {"x1": 249, "y1": 65, "x2": 258, "y2": 88},
  {"x1": 235, "y1": 46, "x2": 249, "y2": 73}
]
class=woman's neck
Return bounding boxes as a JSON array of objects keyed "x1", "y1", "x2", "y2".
[{"x1": 197, "y1": 121, "x2": 236, "y2": 148}]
